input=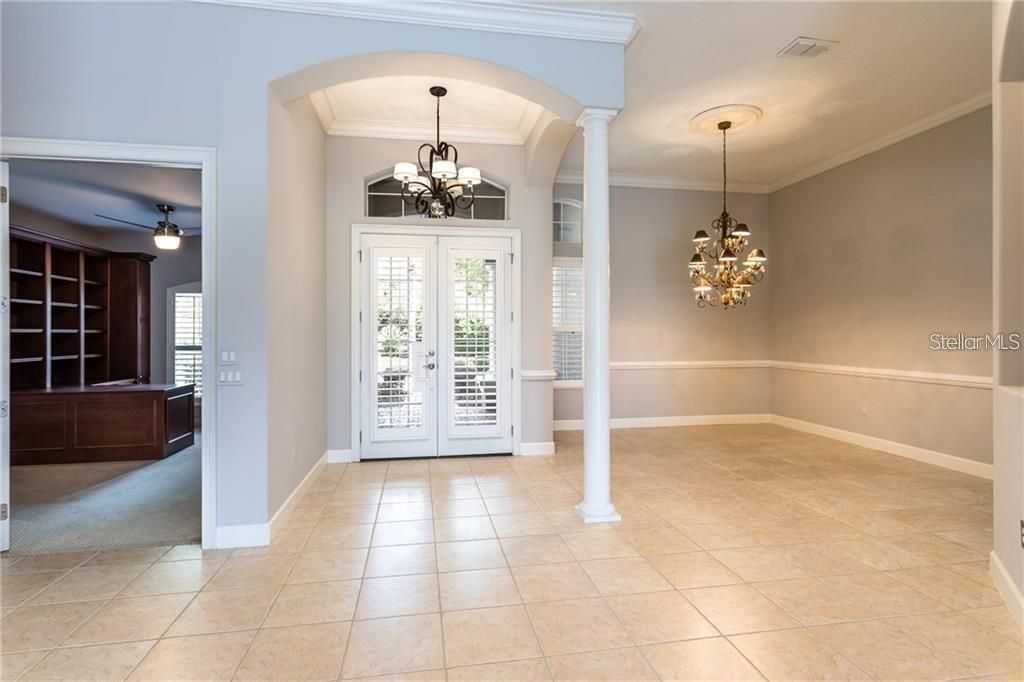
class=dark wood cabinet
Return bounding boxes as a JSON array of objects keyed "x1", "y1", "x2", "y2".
[{"x1": 9, "y1": 226, "x2": 155, "y2": 389}]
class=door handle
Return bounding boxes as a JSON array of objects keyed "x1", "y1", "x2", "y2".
[{"x1": 424, "y1": 362, "x2": 436, "y2": 370}]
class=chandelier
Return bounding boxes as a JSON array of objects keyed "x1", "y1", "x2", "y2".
[
  {"x1": 392, "y1": 86, "x2": 482, "y2": 218},
  {"x1": 689, "y1": 116, "x2": 767, "y2": 308}
]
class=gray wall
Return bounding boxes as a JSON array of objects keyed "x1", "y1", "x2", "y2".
[
  {"x1": 552, "y1": 184, "x2": 773, "y2": 423},
  {"x1": 266, "y1": 95, "x2": 327, "y2": 515},
  {"x1": 9, "y1": 203, "x2": 202, "y2": 384},
  {"x1": 2, "y1": 0, "x2": 623, "y2": 528},
  {"x1": 768, "y1": 107, "x2": 993, "y2": 464}
]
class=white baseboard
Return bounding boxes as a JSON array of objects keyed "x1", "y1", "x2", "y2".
[
  {"x1": 990, "y1": 550, "x2": 1024, "y2": 632},
  {"x1": 553, "y1": 413, "x2": 770, "y2": 431},
  {"x1": 215, "y1": 451, "x2": 332, "y2": 548},
  {"x1": 519, "y1": 441, "x2": 555, "y2": 456},
  {"x1": 215, "y1": 522, "x2": 270, "y2": 549},
  {"x1": 327, "y1": 449, "x2": 356, "y2": 463},
  {"x1": 267, "y1": 451, "x2": 328, "y2": 540},
  {"x1": 769, "y1": 414, "x2": 993, "y2": 479}
]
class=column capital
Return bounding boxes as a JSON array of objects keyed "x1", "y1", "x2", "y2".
[{"x1": 575, "y1": 107, "x2": 618, "y2": 128}]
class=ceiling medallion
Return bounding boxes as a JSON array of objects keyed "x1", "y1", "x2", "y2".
[
  {"x1": 392, "y1": 86, "x2": 482, "y2": 218},
  {"x1": 688, "y1": 106, "x2": 767, "y2": 308}
]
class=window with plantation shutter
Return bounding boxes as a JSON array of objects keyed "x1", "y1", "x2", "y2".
[
  {"x1": 552, "y1": 258, "x2": 583, "y2": 382},
  {"x1": 173, "y1": 292, "x2": 202, "y2": 397}
]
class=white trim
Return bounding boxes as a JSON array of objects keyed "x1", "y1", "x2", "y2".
[
  {"x1": 519, "y1": 441, "x2": 555, "y2": 456},
  {"x1": 550, "y1": 359, "x2": 991, "y2": 391},
  {"x1": 555, "y1": 170, "x2": 769, "y2": 195},
  {"x1": 521, "y1": 369, "x2": 557, "y2": 381},
  {"x1": 190, "y1": 0, "x2": 640, "y2": 45},
  {"x1": 267, "y1": 452, "x2": 326, "y2": 539},
  {"x1": 770, "y1": 360, "x2": 992, "y2": 390},
  {"x1": 990, "y1": 550, "x2": 1024, "y2": 632},
  {"x1": 613, "y1": 360, "x2": 771, "y2": 371},
  {"x1": 554, "y1": 413, "x2": 770, "y2": 431},
  {"x1": 556, "y1": 92, "x2": 993, "y2": 194},
  {"x1": 769, "y1": 414, "x2": 993, "y2": 480},
  {"x1": 0, "y1": 136, "x2": 220, "y2": 549},
  {"x1": 327, "y1": 449, "x2": 356, "y2": 464},
  {"x1": 350, "y1": 224, "x2": 522, "y2": 461},
  {"x1": 215, "y1": 523, "x2": 270, "y2": 549},
  {"x1": 764, "y1": 92, "x2": 993, "y2": 192}
]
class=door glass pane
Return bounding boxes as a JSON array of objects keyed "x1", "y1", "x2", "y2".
[
  {"x1": 375, "y1": 255, "x2": 424, "y2": 429},
  {"x1": 451, "y1": 257, "x2": 498, "y2": 427}
]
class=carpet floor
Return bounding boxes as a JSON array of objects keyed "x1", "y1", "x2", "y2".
[{"x1": 8, "y1": 439, "x2": 201, "y2": 555}]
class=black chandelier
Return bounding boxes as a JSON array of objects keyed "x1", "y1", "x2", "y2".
[
  {"x1": 392, "y1": 86, "x2": 481, "y2": 218},
  {"x1": 689, "y1": 119, "x2": 767, "y2": 308}
]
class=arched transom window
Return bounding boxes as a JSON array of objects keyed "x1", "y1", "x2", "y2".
[{"x1": 366, "y1": 174, "x2": 508, "y2": 220}]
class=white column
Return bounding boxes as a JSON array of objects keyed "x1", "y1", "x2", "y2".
[{"x1": 575, "y1": 108, "x2": 621, "y2": 523}]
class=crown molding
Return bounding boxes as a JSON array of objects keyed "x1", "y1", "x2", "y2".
[
  {"x1": 557, "y1": 91, "x2": 992, "y2": 195},
  {"x1": 555, "y1": 171, "x2": 770, "y2": 194},
  {"x1": 189, "y1": 0, "x2": 640, "y2": 45},
  {"x1": 763, "y1": 91, "x2": 993, "y2": 192}
]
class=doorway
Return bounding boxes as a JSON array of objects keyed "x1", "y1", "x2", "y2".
[
  {"x1": 0, "y1": 139, "x2": 218, "y2": 552},
  {"x1": 355, "y1": 229, "x2": 520, "y2": 459}
]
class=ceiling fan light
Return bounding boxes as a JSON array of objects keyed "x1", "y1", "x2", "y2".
[
  {"x1": 732, "y1": 223, "x2": 751, "y2": 236},
  {"x1": 693, "y1": 230, "x2": 710, "y2": 243},
  {"x1": 457, "y1": 166, "x2": 481, "y2": 186},
  {"x1": 153, "y1": 223, "x2": 182, "y2": 250},
  {"x1": 393, "y1": 162, "x2": 417, "y2": 183},
  {"x1": 431, "y1": 159, "x2": 457, "y2": 180}
]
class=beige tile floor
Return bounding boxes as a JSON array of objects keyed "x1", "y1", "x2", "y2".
[{"x1": 1, "y1": 424, "x2": 1020, "y2": 680}]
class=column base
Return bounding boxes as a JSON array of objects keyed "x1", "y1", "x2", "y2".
[{"x1": 574, "y1": 501, "x2": 622, "y2": 524}]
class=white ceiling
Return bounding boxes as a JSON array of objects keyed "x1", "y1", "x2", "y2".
[
  {"x1": 310, "y1": 75, "x2": 544, "y2": 145},
  {"x1": 9, "y1": 159, "x2": 202, "y2": 233},
  {"x1": 558, "y1": 1, "x2": 992, "y2": 191}
]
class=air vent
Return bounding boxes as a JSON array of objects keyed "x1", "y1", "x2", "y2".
[{"x1": 778, "y1": 36, "x2": 838, "y2": 58}]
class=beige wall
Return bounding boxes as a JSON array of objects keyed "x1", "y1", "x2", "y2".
[
  {"x1": 266, "y1": 94, "x2": 327, "y2": 515},
  {"x1": 768, "y1": 107, "x2": 993, "y2": 465},
  {"x1": 9, "y1": 202, "x2": 203, "y2": 384},
  {"x1": 552, "y1": 183, "x2": 773, "y2": 423}
]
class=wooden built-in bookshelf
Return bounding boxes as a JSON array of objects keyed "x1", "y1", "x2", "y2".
[{"x1": 9, "y1": 226, "x2": 154, "y2": 389}]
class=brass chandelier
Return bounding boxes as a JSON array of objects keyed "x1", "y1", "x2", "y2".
[{"x1": 689, "y1": 118, "x2": 766, "y2": 308}]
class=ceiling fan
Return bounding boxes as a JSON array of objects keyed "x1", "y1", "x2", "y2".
[{"x1": 94, "y1": 203, "x2": 197, "y2": 251}]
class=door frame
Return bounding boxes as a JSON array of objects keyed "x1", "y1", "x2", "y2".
[
  {"x1": 0, "y1": 136, "x2": 219, "y2": 549},
  {"x1": 350, "y1": 223, "x2": 522, "y2": 461}
]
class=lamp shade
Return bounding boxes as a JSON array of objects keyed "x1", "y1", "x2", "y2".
[
  {"x1": 719, "y1": 249, "x2": 738, "y2": 262},
  {"x1": 393, "y1": 162, "x2": 417, "y2": 182},
  {"x1": 457, "y1": 166, "x2": 481, "y2": 186},
  {"x1": 732, "y1": 223, "x2": 750, "y2": 236},
  {"x1": 693, "y1": 229, "x2": 710, "y2": 243},
  {"x1": 689, "y1": 253, "x2": 705, "y2": 269},
  {"x1": 412, "y1": 176, "x2": 431, "y2": 189},
  {"x1": 431, "y1": 159, "x2": 457, "y2": 180},
  {"x1": 747, "y1": 248, "x2": 766, "y2": 262}
]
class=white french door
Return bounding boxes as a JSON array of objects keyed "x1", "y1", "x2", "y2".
[{"x1": 359, "y1": 233, "x2": 513, "y2": 459}]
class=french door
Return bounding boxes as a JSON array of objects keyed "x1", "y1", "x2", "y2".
[{"x1": 359, "y1": 233, "x2": 513, "y2": 459}]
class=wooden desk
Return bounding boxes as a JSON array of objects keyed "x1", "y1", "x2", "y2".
[{"x1": 11, "y1": 383, "x2": 195, "y2": 465}]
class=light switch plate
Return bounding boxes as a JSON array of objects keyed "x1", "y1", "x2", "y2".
[{"x1": 220, "y1": 348, "x2": 239, "y2": 365}]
